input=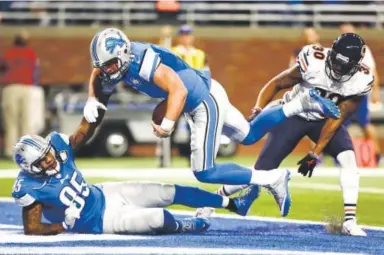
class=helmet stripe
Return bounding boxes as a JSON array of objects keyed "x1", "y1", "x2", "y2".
[
  {"x1": 91, "y1": 33, "x2": 100, "y2": 63},
  {"x1": 21, "y1": 138, "x2": 43, "y2": 150}
]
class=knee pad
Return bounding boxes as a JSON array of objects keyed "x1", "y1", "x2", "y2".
[
  {"x1": 147, "y1": 208, "x2": 166, "y2": 230},
  {"x1": 159, "y1": 184, "x2": 176, "y2": 204}
]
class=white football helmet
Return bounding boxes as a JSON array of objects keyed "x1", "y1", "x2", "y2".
[
  {"x1": 90, "y1": 28, "x2": 131, "y2": 84},
  {"x1": 13, "y1": 135, "x2": 60, "y2": 176}
]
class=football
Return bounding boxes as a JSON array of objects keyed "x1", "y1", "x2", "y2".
[{"x1": 152, "y1": 100, "x2": 167, "y2": 125}]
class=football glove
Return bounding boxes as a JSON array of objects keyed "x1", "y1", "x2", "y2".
[
  {"x1": 83, "y1": 97, "x2": 107, "y2": 123},
  {"x1": 297, "y1": 152, "x2": 319, "y2": 178},
  {"x1": 62, "y1": 202, "x2": 81, "y2": 230},
  {"x1": 248, "y1": 107, "x2": 262, "y2": 121}
]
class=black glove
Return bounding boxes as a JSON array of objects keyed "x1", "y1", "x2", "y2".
[{"x1": 297, "y1": 152, "x2": 319, "y2": 178}]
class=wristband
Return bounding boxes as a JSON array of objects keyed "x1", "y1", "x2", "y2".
[{"x1": 160, "y1": 118, "x2": 175, "y2": 131}]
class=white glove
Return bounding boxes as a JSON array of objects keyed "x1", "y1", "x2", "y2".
[
  {"x1": 83, "y1": 97, "x2": 107, "y2": 123},
  {"x1": 62, "y1": 202, "x2": 81, "y2": 230}
]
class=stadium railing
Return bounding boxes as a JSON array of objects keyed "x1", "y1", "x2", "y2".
[
  {"x1": 1, "y1": 1, "x2": 158, "y2": 26},
  {"x1": 0, "y1": 2, "x2": 383, "y2": 28}
]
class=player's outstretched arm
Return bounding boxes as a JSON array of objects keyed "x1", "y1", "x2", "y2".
[
  {"x1": 23, "y1": 201, "x2": 65, "y2": 235},
  {"x1": 152, "y1": 63, "x2": 187, "y2": 133},
  {"x1": 312, "y1": 96, "x2": 363, "y2": 156},
  {"x1": 297, "y1": 96, "x2": 362, "y2": 177},
  {"x1": 69, "y1": 70, "x2": 110, "y2": 151},
  {"x1": 251, "y1": 65, "x2": 302, "y2": 119}
]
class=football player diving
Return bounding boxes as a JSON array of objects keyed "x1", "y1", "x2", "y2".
[{"x1": 71, "y1": 27, "x2": 340, "y2": 218}]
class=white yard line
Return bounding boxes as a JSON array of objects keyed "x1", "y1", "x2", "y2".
[
  {"x1": 291, "y1": 183, "x2": 384, "y2": 194},
  {"x1": 170, "y1": 210, "x2": 384, "y2": 231},
  {"x1": 0, "y1": 232, "x2": 149, "y2": 243},
  {"x1": 0, "y1": 247, "x2": 366, "y2": 255},
  {"x1": 1, "y1": 198, "x2": 383, "y2": 231},
  {"x1": 1, "y1": 169, "x2": 382, "y2": 193}
]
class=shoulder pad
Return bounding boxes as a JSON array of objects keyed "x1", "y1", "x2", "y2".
[
  {"x1": 12, "y1": 177, "x2": 36, "y2": 207},
  {"x1": 48, "y1": 132, "x2": 70, "y2": 145},
  {"x1": 297, "y1": 45, "x2": 327, "y2": 74},
  {"x1": 353, "y1": 66, "x2": 375, "y2": 97}
]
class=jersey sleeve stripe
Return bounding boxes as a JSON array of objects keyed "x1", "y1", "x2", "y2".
[
  {"x1": 15, "y1": 194, "x2": 36, "y2": 207},
  {"x1": 139, "y1": 48, "x2": 160, "y2": 82},
  {"x1": 358, "y1": 78, "x2": 374, "y2": 96},
  {"x1": 303, "y1": 53, "x2": 309, "y2": 67},
  {"x1": 298, "y1": 57, "x2": 308, "y2": 72}
]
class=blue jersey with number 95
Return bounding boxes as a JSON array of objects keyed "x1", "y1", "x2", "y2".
[{"x1": 12, "y1": 132, "x2": 105, "y2": 234}]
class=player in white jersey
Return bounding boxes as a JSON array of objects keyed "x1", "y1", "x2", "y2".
[
  {"x1": 212, "y1": 33, "x2": 372, "y2": 236},
  {"x1": 340, "y1": 24, "x2": 382, "y2": 164}
]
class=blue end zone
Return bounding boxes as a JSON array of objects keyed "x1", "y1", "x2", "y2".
[{"x1": 1, "y1": 201, "x2": 383, "y2": 254}]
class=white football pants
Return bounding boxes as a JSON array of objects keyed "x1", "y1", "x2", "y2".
[
  {"x1": 186, "y1": 79, "x2": 250, "y2": 172},
  {"x1": 98, "y1": 182, "x2": 176, "y2": 234}
]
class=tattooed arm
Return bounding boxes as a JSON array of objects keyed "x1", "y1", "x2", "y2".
[
  {"x1": 23, "y1": 202, "x2": 65, "y2": 235},
  {"x1": 312, "y1": 96, "x2": 363, "y2": 155}
]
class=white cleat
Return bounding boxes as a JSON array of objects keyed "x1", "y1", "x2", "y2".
[
  {"x1": 195, "y1": 207, "x2": 215, "y2": 218},
  {"x1": 299, "y1": 88, "x2": 340, "y2": 119},
  {"x1": 342, "y1": 220, "x2": 367, "y2": 236},
  {"x1": 264, "y1": 169, "x2": 291, "y2": 217}
]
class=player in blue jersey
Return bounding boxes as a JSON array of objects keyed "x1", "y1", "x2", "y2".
[
  {"x1": 12, "y1": 132, "x2": 262, "y2": 235},
  {"x1": 75, "y1": 28, "x2": 340, "y2": 217}
]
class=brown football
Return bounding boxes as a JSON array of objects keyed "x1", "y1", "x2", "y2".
[{"x1": 152, "y1": 100, "x2": 167, "y2": 125}]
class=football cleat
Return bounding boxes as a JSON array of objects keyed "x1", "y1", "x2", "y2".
[
  {"x1": 264, "y1": 169, "x2": 291, "y2": 217},
  {"x1": 300, "y1": 88, "x2": 341, "y2": 119},
  {"x1": 341, "y1": 220, "x2": 367, "y2": 236},
  {"x1": 232, "y1": 185, "x2": 260, "y2": 216},
  {"x1": 177, "y1": 217, "x2": 211, "y2": 234},
  {"x1": 195, "y1": 207, "x2": 215, "y2": 218}
]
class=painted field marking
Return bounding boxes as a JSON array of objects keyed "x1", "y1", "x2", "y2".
[{"x1": 0, "y1": 247, "x2": 366, "y2": 255}]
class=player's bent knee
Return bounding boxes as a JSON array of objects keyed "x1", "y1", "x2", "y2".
[
  {"x1": 193, "y1": 167, "x2": 222, "y2": 184},
  {"x1": 147, "y1": 208, "x2": 166, "y2": 230},
  {"x1": 159, "y1": 184, "x2": 176, "y2": 205}
]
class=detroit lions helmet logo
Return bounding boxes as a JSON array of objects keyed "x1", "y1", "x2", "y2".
[
  {"x1": 105, "y1": 32, "x2": 126, "y2": 54},
  {"x1": 15, "y1": 154, "x2": 28, "y2": 169}
]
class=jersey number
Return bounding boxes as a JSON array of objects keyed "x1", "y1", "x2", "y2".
[
  {"x1": 312, "y1": 46, "x2": 325, "y2": 60},
  {"x1": 59, "y1": 172, "x2": 90, "y2": 212},
  {"x1": 315, "y1": 88, "x2": 343, "y2": 105},
  {"x1": 13, "y1": 179, "x2": 23, "y2": 193},
  {"x1": 359, "y1": 64, "x2": 370, "y2": 75}
]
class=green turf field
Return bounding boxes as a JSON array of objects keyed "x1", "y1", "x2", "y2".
[
  {"x1": 1, "y1": 156, "x2": 383, "y2": 226},
  {"x1": 0, "y1": 155, "x2": 352, "y2": 169}
]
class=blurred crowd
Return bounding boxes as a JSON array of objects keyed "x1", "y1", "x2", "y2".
[{"x1": 0, "y1": 0, "x2": 381, "y2": 27}]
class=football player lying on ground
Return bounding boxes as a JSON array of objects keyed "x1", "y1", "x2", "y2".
[
  {"x1": 213, "y1": 33, "x2": 371, "y2": 236},
  {"x1": 12, "y1": 132, "x2": 262, "y2": 236},
  {"x1": 73, "y1": 28, "x2": 340, "y2": 218}
]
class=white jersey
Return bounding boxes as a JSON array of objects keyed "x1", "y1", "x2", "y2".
[{"x1": 283, "y1": 44, "x2": 374, "y2": 121}]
